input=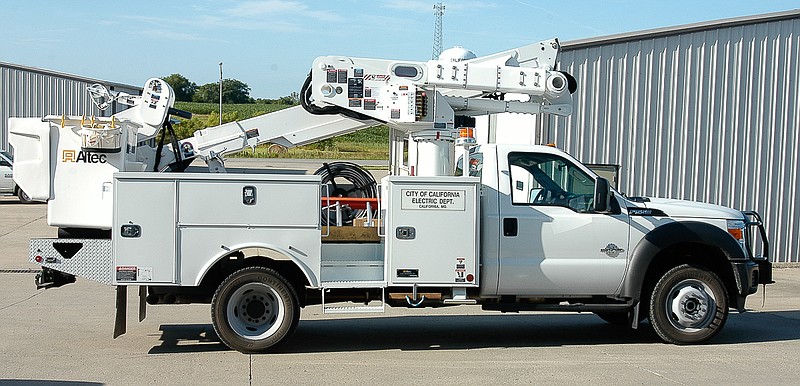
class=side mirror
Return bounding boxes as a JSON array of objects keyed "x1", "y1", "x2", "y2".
[{"x1": 593, "y1": 177, "x2": 612, "y2": 212}]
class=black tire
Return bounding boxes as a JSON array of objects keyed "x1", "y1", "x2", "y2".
[
  {"x1": 211, "y1": 267, "x2": 300, "y2": 353},
  {"x1": 17, "y1": 188, "x2": 33, "y2": 203},
  {"x1": 649, "y1": 264, "x2": 728, "y2": 344}
]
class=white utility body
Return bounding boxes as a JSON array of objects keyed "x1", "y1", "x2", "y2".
[{"x1": 9, "y1": 39, "x2": 771, "y2": 353}]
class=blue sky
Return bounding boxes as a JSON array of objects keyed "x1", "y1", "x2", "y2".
[{"x1": 1, "y1": 1, "x2": 797, "y2": 98}]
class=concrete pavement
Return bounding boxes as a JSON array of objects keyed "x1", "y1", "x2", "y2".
[
  {"x1": 1, "y1": 163, "x2": 799, "y2": 385},
  {"x1": 1, "y1": 268, "x2": 799, "y2": 385}
]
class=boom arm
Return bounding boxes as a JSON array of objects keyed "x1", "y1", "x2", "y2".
[
  {"x1": 180, "y1": 106, "x2": 377, "y2": 171},
  {"x1": 7, "y1": 39, "x2": 575, "y2": 230},
  {"x1": 179, "y1": 38, "x2": 574, "y2": 168}
]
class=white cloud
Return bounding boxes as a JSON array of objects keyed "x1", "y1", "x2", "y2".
[
  {"x1": 223, "y1": 0, "x2": 306, "y2": 17},
  {"x1": 122, "y1": 11, "x2": 309, "y2": 34},
  {"x1": 512, "y1": 0, "x2": 603, "y2": 35},
  {"x1": 382, "y1": 0, "x2": 436, "y2": 13},
  {"x1": 381, "y1": 0, "x2": 496, "y2": 13},
  {"x1": 137, "y1": 29, "x2": 204, "y2": 41}
]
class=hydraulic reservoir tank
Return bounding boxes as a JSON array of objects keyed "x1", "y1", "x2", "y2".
[{"x1": 412, "y1": 130, "x2": 454, "y2": 176}]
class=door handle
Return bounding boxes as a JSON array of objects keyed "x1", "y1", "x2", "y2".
[{"x1": 503, "y1": 218, "x2": 518, "y2": 237}]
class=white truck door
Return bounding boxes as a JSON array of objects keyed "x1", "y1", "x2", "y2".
[{"x1": 496, "y1": 150, "x2": 629, "y2": 295}]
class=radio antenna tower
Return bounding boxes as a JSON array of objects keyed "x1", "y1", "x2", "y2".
[{"x1": 432, "y1": 2, "x2": 445, "y2": 59}]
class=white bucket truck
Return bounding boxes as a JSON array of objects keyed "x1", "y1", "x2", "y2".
[{"x1": 9, "y1": 39, "x2": 771, "y2": 353}]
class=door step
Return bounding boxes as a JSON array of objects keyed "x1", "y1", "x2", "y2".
[
  {"x1": 321, "y1": 283, "x2": 385, "y2": 314},
  {"x1": 321, "y1": 280, "x2": 386, "y2": 288},
  {"x1": 322, "y1": 305, "x2": 385, "y2": 314}
]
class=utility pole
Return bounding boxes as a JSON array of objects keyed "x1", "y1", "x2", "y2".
[
  {"x1": 218, "y1": 62, "x2": 223, "y2": 125},
  {"x1": 432, "y1": 2, "x2": 445, "y2": 60}
]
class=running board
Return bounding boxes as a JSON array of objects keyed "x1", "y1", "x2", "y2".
[{"x1": 481, "y1": 302, "x2": 634, "y2": 313}]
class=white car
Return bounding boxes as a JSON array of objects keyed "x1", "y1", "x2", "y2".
[{"x1": 0, "y1": 150, "x2": 32, "y2": 203}]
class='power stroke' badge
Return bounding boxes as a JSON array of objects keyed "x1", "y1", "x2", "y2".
[{"x1": 600, "y1": 243, "x2": 625, "y2": 258}]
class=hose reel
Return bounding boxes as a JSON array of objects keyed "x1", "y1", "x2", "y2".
[{"x1": 314, "y1": 162, "x2": 378, "y2": 225}]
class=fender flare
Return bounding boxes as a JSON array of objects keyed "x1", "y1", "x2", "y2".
[
  {"x1": 621, "y1": 220, "x2": 745, "y2": 300},
  {"x1": 194, "y1": 242, "x2": 319, "y2": 288}
]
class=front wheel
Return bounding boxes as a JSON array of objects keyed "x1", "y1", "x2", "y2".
[
  {"x1": 649, "y1": 264, "x2": 728, "y2": 344},
  {"x1": 211, "y1": 267, "x2": 300, "y2": 353}
]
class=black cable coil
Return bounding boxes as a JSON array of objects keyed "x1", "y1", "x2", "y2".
[{"x1": 314, "y1": 161, "x2": 378, "y2": 226}]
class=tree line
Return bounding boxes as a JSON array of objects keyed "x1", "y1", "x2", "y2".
[{"x1": 161, "y1": 73, "x2": 299, "y2": 105}]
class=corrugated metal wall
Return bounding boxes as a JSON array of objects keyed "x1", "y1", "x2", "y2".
[
  {"x1": 0, "y1": 63, "x2": 140, "y2": 151},
  {"x1": 550, "y1": 12, "x2": 800, "y2": 262}
]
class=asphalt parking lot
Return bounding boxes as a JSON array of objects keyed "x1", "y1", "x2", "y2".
[{"x1": 2, "y1": 176, "x2": 800, "y2": 385}]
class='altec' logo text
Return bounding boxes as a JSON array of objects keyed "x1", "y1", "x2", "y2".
[{"x1": 62, "y1": 150, "x2": 107, "y2": 163}]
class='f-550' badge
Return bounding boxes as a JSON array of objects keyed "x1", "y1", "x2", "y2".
[{"x1": 601, "y1": 243, "x2": 625, "y2": 258}]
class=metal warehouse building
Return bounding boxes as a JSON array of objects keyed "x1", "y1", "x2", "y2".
[
  {"x1": 483, "y1": 10, "x2": 798, "y2": 263},
  {"x1": 2, "y1": 10, "x2": 799, "y2": 263},
  {"x1": 543, "y1": 10, "x2": 799, "y2": 263},
  {"x1": 0, "y1": 62, "x2": 140, "y2": 152}
]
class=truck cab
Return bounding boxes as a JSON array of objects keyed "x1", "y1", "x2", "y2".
[
  {"x1": 474, "y1": 144, "x2": 630, "y2": 296},
  {"x1": 464, "y1": 144, "x2": 770, "y2": 343}
]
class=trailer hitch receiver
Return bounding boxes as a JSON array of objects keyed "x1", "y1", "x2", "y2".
[{"x1": 35, "y1": 267, "x2": 76, "y2": 289}]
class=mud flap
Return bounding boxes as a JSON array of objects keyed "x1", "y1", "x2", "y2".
[
  {"x1": 139, "y1": 286, "x2": 147, "y2": 322},
  {"x1": 757, "y1": 260, "x2": 774, "y2": 284},
  {"x1": 114, "y1": 286, "x2": 127, "y2": 338},
  {"x1": 629, "y1": 301, "x2": 640, "y2": 329}
]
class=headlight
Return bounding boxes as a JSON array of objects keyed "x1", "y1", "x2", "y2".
[{"x1": 727, "y1": 219, "x2": 746, "y2": 248}]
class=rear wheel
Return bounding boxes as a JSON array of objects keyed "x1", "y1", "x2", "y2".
[
  {"x1": 649, "y1": 264, "x2": 728, "y2": 344},
  {"x1": 211, "y1": 267, "x2": 300, "y2": 353}
]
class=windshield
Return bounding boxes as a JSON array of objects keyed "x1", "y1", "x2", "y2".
[{"x1": 0, "y1": 151, "x2": 11, "y2": 162}]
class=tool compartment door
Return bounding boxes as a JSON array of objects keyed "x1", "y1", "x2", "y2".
[
  {"x1": 113, "y1": 176, "x2": 177, "y2": 284},
  {"x1": 176, "y1": 175, "x2": 323, "y2": 287},
  {"x1": 385, "y1": 176, "x2": 480, "y2": 286}
]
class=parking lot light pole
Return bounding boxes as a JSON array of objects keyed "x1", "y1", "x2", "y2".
[{"x1": 219, "y1": 62, "x2": 223, "y2": 125}]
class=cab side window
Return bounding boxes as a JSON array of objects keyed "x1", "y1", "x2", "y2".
[{"x1": 508, "y1": 152, "x2": 594, "y2": 212}]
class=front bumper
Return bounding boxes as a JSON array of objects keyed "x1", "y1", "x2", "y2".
[
  {"x1": 743, "y1": 211, "x2": 773, "y2": 285},
  {"x1": 731, "y1": 211, "x2": 773, "y2": 310}
]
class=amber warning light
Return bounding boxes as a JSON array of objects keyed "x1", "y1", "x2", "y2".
[{"x1": 455, "y1": 127, "x2": 476, "y2": 147}]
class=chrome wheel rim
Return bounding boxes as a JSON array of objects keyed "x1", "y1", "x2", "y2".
[
  {"x1": 226, "y1": 283, "x2": 284, "y2": 340},
  {"x1": 665, "y1": 279, "x2": 716, "y2": 332}
]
